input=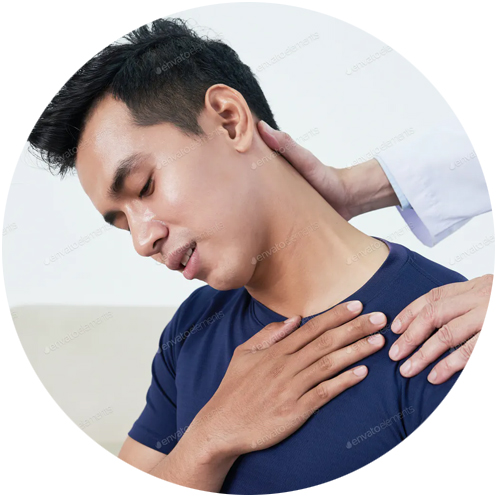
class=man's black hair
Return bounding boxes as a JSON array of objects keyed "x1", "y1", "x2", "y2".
[{"x1": 28, "y1": 17, "x2": 280, "y2": 177}]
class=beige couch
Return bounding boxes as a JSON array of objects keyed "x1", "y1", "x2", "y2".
[{"x1": 12, "y1": 305, "x2": 176, "y2": 456}]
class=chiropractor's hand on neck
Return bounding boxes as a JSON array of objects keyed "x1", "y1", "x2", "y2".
[{"x1": 257, "y1": 120, "x2": 400, "y2": 220}]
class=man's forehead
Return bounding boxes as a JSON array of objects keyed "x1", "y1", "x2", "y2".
[
  {"x1": 79, "y1": 95, "x2": 134, "y2": 150},
  {"x1": 75, "y1": 102, "x2": 131, "y2": 205}
]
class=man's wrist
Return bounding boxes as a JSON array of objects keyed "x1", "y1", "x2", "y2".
[
  {"x1": 180, "y1": 407, "x2": 241, "y2": 466},
  {"x1": 149, "y1": 415, "x2": 239, "y2": 492},
  {"x1": 341, "y1": 158, "x2": 400, "y2": 217}
]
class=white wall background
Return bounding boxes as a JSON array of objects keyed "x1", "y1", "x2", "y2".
[{"x1": 2, "y1": 3, "x2": 494, "y2": 308}]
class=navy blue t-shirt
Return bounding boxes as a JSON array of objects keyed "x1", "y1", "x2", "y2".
[{"x1": 129, "y1": 239, "x2": 467, "y2": 494}]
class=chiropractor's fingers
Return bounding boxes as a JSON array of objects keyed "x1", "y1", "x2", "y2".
[
  {"x1": 389, "y1": 291, "x2": 480, "y2": 361},
  {"x1": 389, "y1": 275, "x2": 492, "y2": 383},
  {"x1": 257, "y1": 120, "x2": 328, "y2": 186},
  {"x1": 390, "y1": 280, "x2": 475, "y2": 335},
  {"x1": 390, "y1": 276, "x2": 493, "y2": 362},
  {"x1": 397, "y1": 307, "x2": 483, "y2": 378},
  {"x1": 427, "y1": 332, "x2": 480, "y2": 384}
]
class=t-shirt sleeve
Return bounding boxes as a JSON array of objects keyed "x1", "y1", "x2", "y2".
[
  {"x1": 398, "y1": 341, "x2": 462, "y2": 436},
  {"x1": 397, "y1": 261, "x2": 466, "y2": 435},
  {"x1": 128, "y1": 319, "x2": 180, "y2": 455}
]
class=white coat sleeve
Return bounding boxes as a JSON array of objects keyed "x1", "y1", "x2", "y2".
[{"x1": 373, "y1": 116, "x2": 492, "y2": 247}]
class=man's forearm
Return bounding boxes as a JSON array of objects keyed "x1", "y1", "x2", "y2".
[
  {"x1": 148, "y1": 415, "x2": 238, "y2": 492},
  {"x1": 340, "y1": 158, "x2": 400, "y2": 217}
]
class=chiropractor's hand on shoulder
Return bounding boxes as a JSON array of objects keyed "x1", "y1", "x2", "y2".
[
  {"x1": 257, "y1": 121, "x2": 491, "y2": 384},
  {"x1": 388, "y1": 275, "x2": 492, "y2": 384}
]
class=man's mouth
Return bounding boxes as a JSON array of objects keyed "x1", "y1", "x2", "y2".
[
  {"x1": 162, "y1": 241, "x2": 200, "y2": 279},
  {"x1": 178, "y1": 242, "x2": 199, "y2": 280},
  {"x1": 180, "y1": 246, "x2": 194, "y2": 267}
]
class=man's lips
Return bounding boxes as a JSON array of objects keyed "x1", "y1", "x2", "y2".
[
  {"x1": 180, "y1": 244, "x2": 199, "y2": 280},
  {"x1": 163, "y1": 242, "x2": 196, "y2": 271}
]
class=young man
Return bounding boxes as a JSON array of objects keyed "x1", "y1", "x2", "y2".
[{"x1": 28, "y1": 18, "x2": 468, "y2": 493}]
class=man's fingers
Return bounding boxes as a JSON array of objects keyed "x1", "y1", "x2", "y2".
[
  {"x1": 297, "y1": 366, "x2": 369, "y2": 414},
  {"x1": 257, "y1": 121, "x2": 326, "y2": 183},
  {"x1": 243, "y1": 315, "x2": 302, "y2": 353},
  {"x1": 292, "y1": 311, "x2": 387, "y2": 368},
  {"x1": 295, "y1": 333, "x2": 385, "y2": 393},
  {"x1": 389, "y1": 290, "x2": 479, "y2": 361},
  {"x1": 391, "y1": 280, "x2": 476, "y2": 334},
  {"x1": 398, "y1": 308, "x2": 483, "y2": 377},
  {"x1": 283, "y1": 301, "x2": 371, "y2": 353},
  {"x1": 427, "y1": 332, "x2": 480, "y2": 384}
]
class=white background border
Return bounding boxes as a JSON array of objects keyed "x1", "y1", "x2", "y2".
[{"x1": 1, "y1": 1, "x2": 496, "y2": 496}]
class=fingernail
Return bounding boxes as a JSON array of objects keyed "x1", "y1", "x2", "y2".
[
  {"x1": 367, "y1": 334, "x2": 383, "y2": 345},
  {"x1": 347, "y1": 300, "x2": 362, "y2": 312},
  {"x1": 428, "y1": 369, "x2": 438, "y2": 383},
  {"x1": 400, "y1": 360, "x2": 411, "y2": 376},
  {"x1": 390, "y1": 344, "x2": 399, "y2": 360},
  {"x1": 391, "y1": 319, "x2": 401, "y2": 333},
  {"x1": 260, "y1": 120, "x2": 274, "y2": 134},
  {"x1": 284, "y1": 315, "x2": 299, "y2": 324},
  {"x1": 353, "y1": 366, "x2": 367, "y2": 377},
  {"x1": 369, "y1": 313, "x2": 386, "y2": 325}
]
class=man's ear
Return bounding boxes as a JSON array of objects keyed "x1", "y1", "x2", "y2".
[{"x1": 204, "y1": 84, "x2": 254, "y2": 153}]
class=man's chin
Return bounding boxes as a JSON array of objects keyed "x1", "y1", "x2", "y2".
[{"x1": 204, "y1": 268, "x2": 248, "y2": 291}]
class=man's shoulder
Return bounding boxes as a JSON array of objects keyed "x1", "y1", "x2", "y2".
[
  {"x1": 402, "y1": 243, "x2": 468, "y2": 286},
  {"x1": 166, "y1": 284, "x2": 246, "y2": 334}
]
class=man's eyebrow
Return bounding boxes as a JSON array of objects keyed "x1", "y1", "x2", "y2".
[
  {"x1": 107, "y1": 152, "x2": 150, "y2": 200},
  {"x1": 103, "y1": 152, "x2": 150, "y2": 226}
]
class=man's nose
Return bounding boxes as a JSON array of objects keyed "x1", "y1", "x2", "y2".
[{"x1": 130, "y1": 218, "x2": 169, "y2": 258}]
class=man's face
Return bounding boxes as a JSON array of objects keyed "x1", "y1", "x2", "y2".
[{"x1": 76, "y1": 94, "x2": 265, "y2": 290}]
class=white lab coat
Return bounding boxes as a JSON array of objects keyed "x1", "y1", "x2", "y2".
[{"x1": 374, "y1": 116, "x2": 492, "y2": 247}]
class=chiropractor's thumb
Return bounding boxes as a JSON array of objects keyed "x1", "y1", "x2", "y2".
[{"x1": 257, "y1": 120, "x2": 325, "y2": 182}]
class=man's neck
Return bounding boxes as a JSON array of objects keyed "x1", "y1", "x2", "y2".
[{"x1": 245, "y1": 155, "x2": 389, "y2": 318}]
